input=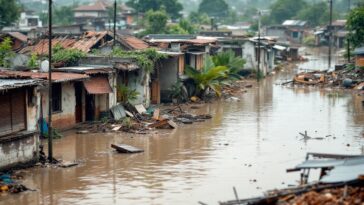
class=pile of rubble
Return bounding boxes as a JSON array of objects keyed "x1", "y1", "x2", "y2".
[
  {"x1": 0, "y1": 173, "x2": 28, "y2": 195},
  {"x1": 289, "y1": 67, "x2": 364, "y2": 90},
  {"x1": 279, "y1": 185, "x2": 364, "y2": 205},
  {"x1": 222, "y1": 80, "x2": 253, "y2": 97},
  {"x1": 76, "y1": 104, "x2": 213, "y2": 134}
]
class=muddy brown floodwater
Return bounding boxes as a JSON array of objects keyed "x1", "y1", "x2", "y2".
[{"x1": 2, "y1": 49, "x2": 364, "y2": 205}]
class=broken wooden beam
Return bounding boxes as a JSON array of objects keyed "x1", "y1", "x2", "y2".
[{"x1": 111, "y1": 144, "x2": 144, "y2": 154}]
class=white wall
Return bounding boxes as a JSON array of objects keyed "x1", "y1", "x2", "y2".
[{"x1": 41, "y1": 82, "x2": 76, "y2": 129}]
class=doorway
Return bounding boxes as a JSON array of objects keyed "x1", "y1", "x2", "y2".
[
  {"x1": 75, "y1": 83, "x2": 83, "y2": 123},
  {"x1": 85, "y1": 94, "x2": 95, "y2": 121}
]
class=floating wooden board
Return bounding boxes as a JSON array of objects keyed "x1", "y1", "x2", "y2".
[{"x1": 111, "y1": 144, "x2": 144, "y2": 154}]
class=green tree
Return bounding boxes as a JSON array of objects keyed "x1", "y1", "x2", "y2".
[
  {"x1": 145, "y1": 10, "x2": 168, "y2": 34},
  {"x1": 198, "y1": 0, "x2": 229, "y2": 18},
  {"x1": 54, "y1": 6, "x2": 74, "y2": 25},
  {"x1": 0, "y1": 0, "x2": 20, "y2": 28},
  {"x1": 347, "y1": 6, "x2": 364, "y2": 48},
  {"x1": 269, "y1": 0, "x2": 307, "y2": 24},
  {"x1": 188, "y1": 12, "x2": 210, "y2": 25},
  {"x1": 167, "y1": 24, "x2": 188, "y2": 34},
  {"x1": 296, "y1": 2, "x2": 330, "y2": 27},
  {"x1": 0, "y1": 37, "x2": 14, "y2": 68},
  {"x1": 178, "y1": 19, "x2": 196, "y2": 34},
  {"x1": 127, "y1": 0, "x2": 182, "y2": 19}
]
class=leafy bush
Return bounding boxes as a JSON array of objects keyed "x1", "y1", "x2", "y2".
[
  {"x1": 52, "y1": 44, "x2": 86, "y2": 66},
  {"x1": 185, "y1": 56, "x2": 228, "y2": 97},
  {"x1": 112, "y1": 47, "x2": 167, "y2": 74},
  {"x1": 0, "y1": 37, "x2": 14, "y2": 68},
  {"x1": 117, "y1": 84, "x2": 140, "y2": 104},
  {"x1": 169, "y1": 80, "x2": 187, "y2": 103},
  {"x1": 27, "y1": 53, "x2": 39, "y2": 68},
  {"x1": 212, "y1": 50, "x2": 246, "y2": 81}
]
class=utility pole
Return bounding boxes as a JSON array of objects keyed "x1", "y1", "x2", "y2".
[
  {"x1": 328, "y1": 0, "x2": 333, "y2": 69},
  {"x1": 257, "y1": 10, "x2": 261, "y2": 82},
  {"x1": 113, "y1": 0, "x2": 117, "y2": 48},
  {"x1": 347, "y1": 0, "x2": 351, "y2": 63},
  {"x1": 48, "y1": 0, "x2": 53, "y2": 162}
]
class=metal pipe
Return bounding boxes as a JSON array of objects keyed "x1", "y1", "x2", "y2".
[{"x1": 48, "y1": 0, "x2": 53, "y2": 162}]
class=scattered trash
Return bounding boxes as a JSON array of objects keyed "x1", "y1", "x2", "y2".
[
  {"x1": 111, "y1": 144, "x2": 144, "y2": 154},
  {"x1": 0, "y1": 173, "x2": 29, "y2": 195},
  {"x1": 110, "y1": 104, "x2": 126, "y2": 120},
  {"x1": 134, "y1": 104, "x2": 147, "y2": 114}
]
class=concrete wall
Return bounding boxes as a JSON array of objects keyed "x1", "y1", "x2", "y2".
[
  {"x1": 128, "y1": 69, "x2": 150, "y2": 106},
  {"x1": 160, "y1": 57, "x2": 178, "y2": 100},
  {"x1": 41, "y1": 82, "x2": 76, "y2": 130},
  {"x1": 0, "y1": 133, "x2": 38, "y2": 170},
  {"x1": 242, "y1": 41, "x2": 269, "y2": 76}
]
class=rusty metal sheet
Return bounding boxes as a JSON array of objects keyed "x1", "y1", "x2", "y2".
[
  {"x1": 0, "y1": 70, "x2": 89, "y2": 82},
  {"x1": 83, "y1": 76, "x2": 112, "y2": 94},
  {"x1": 119, "y1": 35, "x2": 149, "y2": 50}
]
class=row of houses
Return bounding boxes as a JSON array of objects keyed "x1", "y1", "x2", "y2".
[
  {"x1": 0, "y1": 29, "x2": 298, "y2": 170},
  {"x1": 3, "y1": 0, "x2": 136, "y2": 36},
  {"x1": 265, "y1": 19, "x2": 348, "y2": 48}
]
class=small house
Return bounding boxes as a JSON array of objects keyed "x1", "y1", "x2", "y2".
[
  {"x1": 0, "y1": 70, "x2": 43, "y2": 170},
  {"x1": 242, "y1": 37, "x2": 276, "y2": 76},
  {"x1": 53, "y1": 66, "x2": 115, "y2": 122}
]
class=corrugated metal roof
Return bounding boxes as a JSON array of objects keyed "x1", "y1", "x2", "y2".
[
  {"x1": 54, "y1": 66, "x2": 113, "y2": 74},
  {"x1": 20, "y1": 38, "x2": 77, "y2": 55},
  {"x1": 20, "y1": 31, "x2": 111, "y2": 55},
  {"x1": 118, "y1": 35, "x2": 149, "y2": 50},
  {"x1": 354, "y1": 47, "x2": 364, "y2": 55},
  {"x1": 0, "y1": 70, "x2": 89, "y2": 83},
  {"x1": 72, "y1": 31, "x2": 109, "y2": 53},
  {"x1": 320, "y1": 156, "x2": 364, "y2": 183},
  {"x1": 6, "y1": 32, "x2": 28, "y2": 42},
  {"x1": 0, "y1": 79, "x2": 41, "y2": 90},
  {"x1": 83, "y1": 77, "x2": 112, "y2": 94},
  {"x1": 282, "y1": 20, "x2": 307, "y2": 27}
]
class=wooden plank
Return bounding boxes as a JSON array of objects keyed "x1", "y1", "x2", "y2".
[{"x1": 111, "y1": 144, "x2": 144, "y2": 154}]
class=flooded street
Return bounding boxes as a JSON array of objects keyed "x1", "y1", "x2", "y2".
[{"x1": 2, "y1": 50, "x2": 364, "y2": 205}]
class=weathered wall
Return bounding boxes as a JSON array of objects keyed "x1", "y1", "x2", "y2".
[
  {"x1": 26, "y1": 88, "x2": 40, "y2": 131},
  {"x1": 0, "y1": 134, "x2": 37, "y2": 170},
  {"x1": 159, "y1": 57, "x2": 178, "y2": 102},
  {"x1": 160, "y1": 57, "x2": 178, "y2": 91},
  {"x1": 128, "y1": 70, "x2": 150, "y2": 107},
  {"x1": 242, "y1": 42, "x2": 269, "y2": 76},
  {"x1": 42, "y1": 82, "x2": 76, "y2": 130}
]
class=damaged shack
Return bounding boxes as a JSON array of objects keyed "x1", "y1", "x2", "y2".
[{"x1": 0, "y1": 70, "x2": 43, "y2": 170}]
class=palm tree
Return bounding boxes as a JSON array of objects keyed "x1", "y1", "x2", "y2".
[
  {"x1": 185, "y1": 56, "x2": 228, "y2": 98},
  {"x1": 212, "y1": 50, "x2": 246, "y2": 81}
]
